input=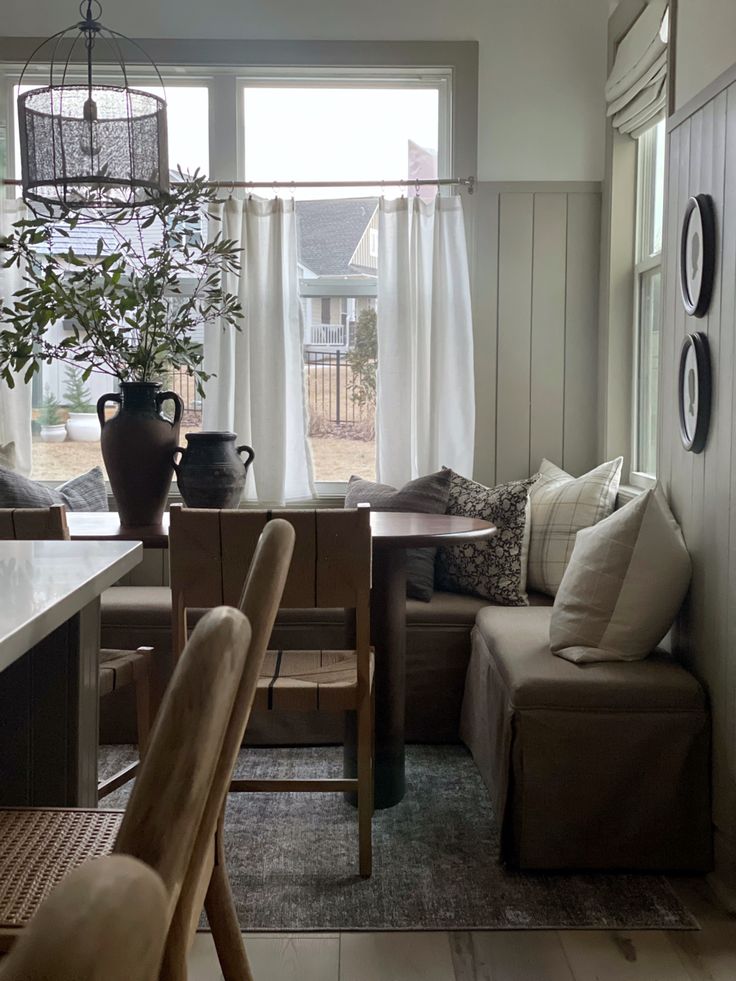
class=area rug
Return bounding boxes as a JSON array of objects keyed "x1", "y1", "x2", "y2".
[{"x1": 99, "y1": 744, "x2": 697, "y2": 931}]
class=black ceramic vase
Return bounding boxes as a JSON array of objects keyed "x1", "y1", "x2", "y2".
[
  {"x1": 97, "y1": 382, "x2": 183, "y2": 527},
  {"x1": 173, "y1": 432, "x2": 255, "y2": 508}
]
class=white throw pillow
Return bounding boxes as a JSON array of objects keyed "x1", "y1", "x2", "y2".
[
  {"x1": 549, "y1": 485, "x2": 691, "y2": 664},
  {"x1": 527, "y1": 457, "x2": 623, "y2": 596}
]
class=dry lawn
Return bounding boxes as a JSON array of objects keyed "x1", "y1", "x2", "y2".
[{"x1": 32, "y1": 435, "x2": 375, "y2": 484}]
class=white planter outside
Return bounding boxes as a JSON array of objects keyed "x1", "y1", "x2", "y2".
[
  {"x1": 40, "y1": 424, "x2": 67, "y2": 444},
  {"x1": 66, "y1": 412, "x2": 101, "y2": 442}
]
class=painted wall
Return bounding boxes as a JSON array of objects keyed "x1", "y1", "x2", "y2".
[
  {"x1": 2, "y1": 0, "x2": 608, "y2": 182},
  {"x1": 659, "y1": 73, "x2": 736, "y2": 888},
  {"x1": 675, "y1": 0, "x2": 736, "y2": 110}
]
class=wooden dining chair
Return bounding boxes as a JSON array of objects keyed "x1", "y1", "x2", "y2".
[
  {"x1": 169, "y1": 504, "x2": 375, "y2": 879},
  {"x1": 0, "y1": 504, "x2": 156, "y2": 798},
  {"x1": 0, "y1": 856, "x2": 168, "y2": 981},
  {"x1": 0, "y1": 605, "x2": 251, "y2": 968},
  {"x1": 165, "y1": 517, "x2": 296, "y2": 981}
]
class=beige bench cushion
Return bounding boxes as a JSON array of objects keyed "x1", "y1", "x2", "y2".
[{"x1": 474, "y1": 605, "x2": 705, "y2": 712}]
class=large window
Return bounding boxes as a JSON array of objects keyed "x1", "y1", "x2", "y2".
[
  {"x1": 632, "y1": 119, "x2": 665, "y2": 480},
  {"x1": 3, "y1": 67, "x2": 449, "y2": 488}
]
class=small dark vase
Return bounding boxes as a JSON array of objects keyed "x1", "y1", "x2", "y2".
[
  {"x1": 173, "y1": 432, "x2": 255, "y2": 508},
  {"x1": 97, "y1": 382, "x2": 183, "y2": 527}
]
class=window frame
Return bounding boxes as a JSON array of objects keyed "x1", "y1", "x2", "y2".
[{"x1": 630, "y1": 119, "x2": 665, "y2": 490}]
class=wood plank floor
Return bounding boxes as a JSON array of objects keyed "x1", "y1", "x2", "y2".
[{"x1": 188, "y1": 877, "x2": 736, "y2": 980}]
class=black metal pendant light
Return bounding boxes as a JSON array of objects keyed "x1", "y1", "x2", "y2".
[{"x1": 17, "y1": 0, "x2": 169, "y2": 213}]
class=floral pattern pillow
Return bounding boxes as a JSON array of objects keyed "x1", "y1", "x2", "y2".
[{"x1": 435, "y1": 469, "x2": 535, "y2": 605}]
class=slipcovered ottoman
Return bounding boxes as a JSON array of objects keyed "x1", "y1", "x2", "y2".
[{"x1": 461, "y1": 605, "x2": 712, "y2": 871}]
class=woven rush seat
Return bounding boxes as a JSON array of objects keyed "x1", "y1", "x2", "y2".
[
  {"x1": 0, "y1": 810, "x2": 123, "y2": 935},
  {"x1": 98, "y1": 647, "x2": 151, "y2": 697},
  {"x1": 254, "y1": 649, "x2": 375, "y2": 712}
]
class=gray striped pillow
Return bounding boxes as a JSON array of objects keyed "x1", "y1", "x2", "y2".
[
  {"x1": 0, "y1": 465, "x2": 108, "y2": 512},
  {"x1": 345, "y1": 470, "x2": 452, "y2": 601}
]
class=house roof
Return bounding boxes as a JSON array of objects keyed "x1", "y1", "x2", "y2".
[{"x1": 296, "y1": 198, "x2": 377, "y2": 276}]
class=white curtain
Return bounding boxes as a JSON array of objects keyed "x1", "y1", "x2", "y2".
[
  {"x1": 606, "y1": 1, "x2": 669, "y2": 137},
  {"x1": 376, "y1": 195, "x2": 475, "y2": 487},
  {"x1": 0, "y1": 199, "x2": 33, "y2": 476},
  {"x1": 202, "y1": 196, "x2": 314, "y2": 503}
]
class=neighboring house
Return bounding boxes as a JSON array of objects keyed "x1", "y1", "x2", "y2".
[{"x1": 297, "y1": 198, "x2": 378, "y2": 351}]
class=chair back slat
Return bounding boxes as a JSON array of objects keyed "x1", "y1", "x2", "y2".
[
  {"x1": 278, "y1": 511, "x2": 319, "y2": 606},
  {"x1": 0, "y1": 856, "x2": 168, "y2": 981},
  {"x1": 113, "y1": 606, "x2": 251, "y2": 915},
  {"x1": 0, "y1": 505, "x2": 69, "y2": 541},
  {"x1": 220, "y1": 510, "x2": 267, "y2": 606},
  {"x1": 169, "y1": 507, "x2": 224, "y2": 609},
  {"x1": 316, "y1": 508, "x2": 372, "y2": 606}
]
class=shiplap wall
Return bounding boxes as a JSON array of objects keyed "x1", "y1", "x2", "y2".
[
  {"x1": 659, "y1": 73, "x2": 736, "y2": 879},
  {"x1": 467, "y1": 184, "x2": 601, "y2": 487}
]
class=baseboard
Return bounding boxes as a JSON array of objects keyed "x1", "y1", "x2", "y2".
[{"x1": 707, "y1": 828, "x2": 736, "y2": 912}]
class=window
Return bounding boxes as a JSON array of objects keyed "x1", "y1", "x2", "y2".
[
  {"x1": 3, "y1": 65, "x2": 450, "y2": 489},
  {"x1": 632, "y1": 118, "x2": 666, "y2": 481},
  {"x1": 242, "y1": 80, "x2": 443, "y2": 484}
]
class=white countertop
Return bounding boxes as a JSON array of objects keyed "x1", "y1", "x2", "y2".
[{"x1": 0, "y1": 540, "x2": 142, "y2": 673}]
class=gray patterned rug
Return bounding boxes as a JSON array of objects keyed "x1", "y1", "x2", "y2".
[{"x1": 99, "y1": 744, "x2": 696, "y2": 931}]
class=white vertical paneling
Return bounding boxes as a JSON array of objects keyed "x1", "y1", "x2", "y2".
[
  {"x1": 495, "y1": 193, "x2": 534, "y2": 483},
  {"x1": 724, "y1": 82, "x2": 736, "y2": 828},
  {"x1": 661, "y1": 78, "x2": 736, "y2": 884},
  {"x1": 469, "y1": 183, "x2": 601, "y2": 485},
  {"x1": 563, "y1": 193, "x2": 600, "y2": 475},
  {"x1": 529, "y1": 193, "x2": 567, "y2": 472},
  {"x1": 658, "y1": 126, "x2": 680, "y2": 496},
  {"x1": 470, "y1": 185, "x2": 500, "y2": 487},
  {"x1": 668, "y1": 120, "x2": 691, "y2": 537}
]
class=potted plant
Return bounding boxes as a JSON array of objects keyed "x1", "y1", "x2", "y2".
[
  {"x1": 0, "y1": 174, "x2": 243, "y2": 526},
  {"x1": 63, "y1": 366, "x2": 100, "y2": 442},
  {"x1": 38, "y1": 388, "x2": 66, "y2": 443}
]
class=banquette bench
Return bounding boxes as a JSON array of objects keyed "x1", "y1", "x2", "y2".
[{"x1": 99, "y1": 528, "x2": 712, "y2": 873}]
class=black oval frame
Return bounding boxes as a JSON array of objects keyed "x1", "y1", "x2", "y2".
[
  {"x1": 679, "y1": 193, "x2": 716, "y2": 318},
  {"x1": 678, "y1": 331, "x2": 711, "y2": 453}
]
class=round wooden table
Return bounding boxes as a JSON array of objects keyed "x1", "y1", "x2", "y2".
[
  {"x1": 66, "y1": 509, "x2": 496, "y2": 809},
  {"x1": 349, "y1": 512, "x2": 497, "y2": 809}
]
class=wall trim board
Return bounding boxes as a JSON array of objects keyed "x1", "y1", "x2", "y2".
[
  {"x1": 0, "y1": 38, "x2": 479, "y2": 186},
  {"x1": 476, "y1": 181, "x2": 601, "y2": 194},
  {"x1": 668, "y1": 59, "x2": 736, "y2": 131}
]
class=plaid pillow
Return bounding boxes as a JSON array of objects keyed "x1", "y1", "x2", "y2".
[{"x1": 527, "y1": 457, "x2": 623, "y2": 597}]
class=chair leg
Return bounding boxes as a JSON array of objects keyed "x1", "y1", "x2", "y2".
[
  {"x1": 134, "y1": 663, "x2": 153, "y2": 759},
  {"x1": 204, "y1": 822, "x2": 255, "y2": 981},
  {"x1": 357, "y1": 686, "x2": 373, "y2": 878}
]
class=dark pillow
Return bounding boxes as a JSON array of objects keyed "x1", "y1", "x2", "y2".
[
  {"x1": 435, "y1": 469, "x2": 534, "y2": 605},
  {"x1": 345, "y1": 470, "x2": 452, "y2": 601},
  {"x1": 0, "y1": 465, "x2": 109, "y2": 512}
]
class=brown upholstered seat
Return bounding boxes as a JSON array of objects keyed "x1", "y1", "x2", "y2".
[
  {"x1": 254, "y1": 649, "x2": 374, "y2": 713},
  {"x1": 462, "y1": 604, "x2": 712, "y2": 871}
]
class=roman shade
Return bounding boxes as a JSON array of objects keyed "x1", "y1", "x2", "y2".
[{"x1": 606, "y1": 1, "x2": 669, "y2": 138}]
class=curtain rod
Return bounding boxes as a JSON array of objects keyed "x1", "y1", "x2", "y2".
[{"x1": 1, "y1": 176, "x2": 475, "y2": 194}]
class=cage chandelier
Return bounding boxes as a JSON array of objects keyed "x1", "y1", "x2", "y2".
[{"x1": 17, "y1": 0, "x2": 169, "y2": 213}]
